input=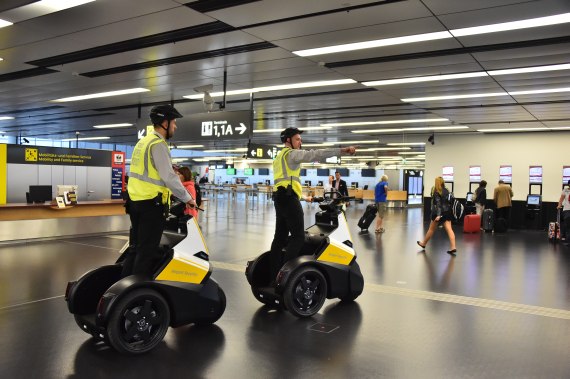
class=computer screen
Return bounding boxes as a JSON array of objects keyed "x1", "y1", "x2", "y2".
[
  {"x1": 29, "y1": 185, "x2": 53, "y2": 203},
  {"x1": 258, "y1": 168, "x2": 270, "y2": 176},
  {"x1": 316, "y1": 168, "x2": 329, "y2": 177},
  {"x1": 226, "y1": 168, "x2": 236, "y2": 175},
  {"x1": 57, "y1": 184, "x2": 78, "y2": 196},
  {"x1": 304, "y1": 180, "x2": 312, "y2": 186},
  {"x1": 527, "y1": 195, "x2": 541, "y2": 206},
  {"x1": 317, "y1": 181, "x2": 323, "y2": 186},
  {"x1": 336, "y1": 168, "x2": 349, "y2": 176},
  {"x1": 351, "y1": 182, "x2": 358, "y2": 188},
  {"x1": 300, "y1": 169, "x2": 307, "y2": 176},
  {"x1": 466, "y1": 192, "x2": 473, "y2": 202},
  {"x1": 361, "y1": 168, "x2": 376, "y2": 177},
  {"x1": 244, "y1": 168, "x2": 253, "y2": 175}
]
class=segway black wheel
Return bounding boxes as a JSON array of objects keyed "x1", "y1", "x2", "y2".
[
  {"x1": 107, "y1": 289, "x2": 170, "y2": 355},
  {"x1": 194, "y1": 287, "x2": 226, "y2": 325},
  {"x1": 283, "y1": 267, "x2": 327, "y2": 318}
]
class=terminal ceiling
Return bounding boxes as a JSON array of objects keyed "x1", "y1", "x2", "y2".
[{"x1": 0, "y1": 0, "x2": 569, "y2": 165}]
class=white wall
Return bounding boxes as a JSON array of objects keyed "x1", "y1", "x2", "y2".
[{"x1": 424, "y1": 132, "x2": 569, "y2": 201}]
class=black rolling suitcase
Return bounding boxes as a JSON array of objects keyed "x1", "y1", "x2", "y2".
[
  {"x1": 482, "y1": 209, "x2": 494, "y2": 232},
  {"x1": 358, "y1": 204, "x2": 377, "y2": 231}
]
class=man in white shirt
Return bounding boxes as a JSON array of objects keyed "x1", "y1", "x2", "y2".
[{"x1": 557, "y1": 180, "x2": 570, "y2": 244}]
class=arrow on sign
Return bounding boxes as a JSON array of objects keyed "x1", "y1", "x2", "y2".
[
  {"x1": 267, "y1": 149, "x2": 274, "y2": 158},
  {"x1": 138, "y1": 129, "x2": 145, "y2": 139},
  {"x1": 250, "y1": 150, "x2": 257, "y2": 157},
  {"x1": 236, "y1": 123, "x2": 247, "y2": 135}
]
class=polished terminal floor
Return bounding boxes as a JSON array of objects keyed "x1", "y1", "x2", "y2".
[{"x1": 1, "y1": 195, "x2": 569, "y2": 379}]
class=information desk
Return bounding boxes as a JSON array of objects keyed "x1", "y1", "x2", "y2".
[
  {"x1": 0, "y1": 200, "x2": 130, "y2": 242},
  {"x1": 0, "y1": 200, "x2": 127, "y2": 221}
]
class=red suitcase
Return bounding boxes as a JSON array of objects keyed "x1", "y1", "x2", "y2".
[{"x1": 463, "y1": 214, "x2": 481, "y2": 233}]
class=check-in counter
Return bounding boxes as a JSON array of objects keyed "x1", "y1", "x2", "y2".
[
  {"x1": 387, "y1": 191, "x2": 408, "y2": 207},
  {"x1": 0, "y1": 200, "x2": 130, "y2": 242}
]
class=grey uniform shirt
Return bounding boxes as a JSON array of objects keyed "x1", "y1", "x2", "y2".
[
  {"x1": 149, "y1": 132, "x2": 192, "y2": 203},
  {"x1": 285, "y1": 148, "x2": 343, "y2": 168}
]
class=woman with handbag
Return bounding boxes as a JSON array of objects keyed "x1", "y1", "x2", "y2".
[{"x1": 417, "y1": 176, "x2": 457, "y2": 255}]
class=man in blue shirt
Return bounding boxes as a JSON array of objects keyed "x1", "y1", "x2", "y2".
[{"x1": 374, "y1": 175, "x2": 389, "y2": 233}]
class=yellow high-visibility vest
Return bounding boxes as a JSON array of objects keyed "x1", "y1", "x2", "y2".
[
  {"x1": 128, "y1": 133, "x2": 170, "y2": 204},
  {"x1": 273, "y1": 147, "x2": 302, "y2": 199}
]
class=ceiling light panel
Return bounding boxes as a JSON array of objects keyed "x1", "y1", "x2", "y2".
[
  {"x1": 61, "y1": 136, "x2": 110, "y2": 141},
  {"x1": 184, "y1": 79, "x2": 356, "y2": 99},
  {"x1": 322, "y1": 118, "x2": 448, "y2": 127},
  {"x1": 450, "y1": 12, "x2": 570, "y2": 37},
  {"x1": 93, "y1": 123, "x2": 132, "y2": 128},
  {"x1": 0, "y1": 0, "x2": 95, "y2": 24},
  {"x1": 52, "y1": 88, "x2": 149, "y2": 102}
]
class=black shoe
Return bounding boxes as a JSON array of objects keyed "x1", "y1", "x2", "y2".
[{"x1": 447, "y1": 249, "x2": 457, "y2": 255}]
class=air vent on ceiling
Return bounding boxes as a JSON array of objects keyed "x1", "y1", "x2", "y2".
[
  {"x1": 185, "y1": 0, "x2": 262, "y2": 13},
  {"x1": 81, "y1": 42, "x2": 276, "y2": 78},
  {"x1": 26, "y1": 21, "x2": 235, "y2": 67}
]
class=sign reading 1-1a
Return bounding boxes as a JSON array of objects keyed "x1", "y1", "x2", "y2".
[
  {"x1": 176, "y1": 110, "x2": 252, "y2": 142},
  {"x1": 247, "y1": 143, "x2": 280, "y2": 159}
]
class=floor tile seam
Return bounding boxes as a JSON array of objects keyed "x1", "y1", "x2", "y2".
[
  {"x1": 61, "y1": 240, "x2": 120, "y2": 251},
  {"x1": 364, "y1": 283, "x2": 570, "y2": 319},
  {"x1": 186, "y1": 261, "x2": 570, "y2": 320}
]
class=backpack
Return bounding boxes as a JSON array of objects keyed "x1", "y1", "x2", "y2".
[
  {"x1": 195, "y1": 183, "x2": 202, "y2": 207},
  {"x1": 448, "y1": 192, "x2": 465, "y2": 220}
]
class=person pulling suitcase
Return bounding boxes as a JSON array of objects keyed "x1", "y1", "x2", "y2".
[{"x1": 374, "y1": 175, "x2": 389, "y2": 233}]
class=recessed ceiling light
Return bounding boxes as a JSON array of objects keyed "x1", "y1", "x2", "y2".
[
  {"x1": 293, "y1": 31, "x2": 452, "y2": 56},
  {"x1": 93, "y1": 123, "x2": 133, "y2": 128},
  {"x1": 450, "y1": 12, "x2": 570, "y2": 37},
  {"x1": 0, "y1": 116, "x2": 15, "y2": 121},
  {"x1": 387, "y1": 142, "x2": 426, "y2": 146},
  {"x1": 203, "y1": 148, "x2": 248, "y2": 153},
  {"x1": 253, "y1": 126, "x2": 332, "y2": 133},
  {"x1": 321, "y1": 118, "x2": 448, "y2": 127},
  {"x1": 488, "y1": 63, "x2": 570, "y2": 76},
  {"x1": 331, "y1": 140, "x2": 381, "y2": 145},
  {"x1": 0, "y1": 19, "x2": 13, "y2": 28},
  {"x1": 183, "y1": 79, "x2": 356, "y2": 99},
  {"x1": 292, "y1": 13, "x2": 570, "y2": 57},
  {"x1": 34, "y1": 0, "x2": 96, "y2": 12},
  {"x1": 363, "y1": 72, "x2": 488, "y2": 87},
  {"x1": 359, "y1": 147, "x2": 411, "y2": 151},
  {"x1": 509, "y1": 87, "x2": 570, "y2": 96},
  {"x1": 363, "y1": 63, "x2": 570, "y2": 87},
  {"x1": 176, "y1": 144, "x2": 205, "y2": 149},
  {"x1": 402, "y1": 92, "x2": 508, "y2": 102},
  {"x1": 52, "y1": 88, "x2": 149, "y2": 102},
  {"x1": 61, "y1": 136, "x2": 110, "y2": 141},
  {"x1": 477, "y1": 127, "x2": 548, "y2": 133},
  {"x1": 352, "y1": 126, "x2": 469, "y2": 133},
  {"x1": 402, "y1": 87, "x2": 570, "y2": 102}
]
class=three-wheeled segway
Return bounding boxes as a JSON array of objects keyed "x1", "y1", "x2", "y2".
[
  {"x1": 245, "y1": 190, "x2": 364, "y2": 317},
  {"x1": 65, "y1": 201, "x2": 226, "y2": 354}
]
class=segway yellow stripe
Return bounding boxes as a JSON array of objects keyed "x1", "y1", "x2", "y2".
[
  {"x1": 0, "y1": 144, "x2": 6, "y2": 205},
  {"x1": 155, "y1": 258, "x2": 208, "y2": 284},
  {"x1": 317, "y1": 241, "x2": 354, "y2": 266}
]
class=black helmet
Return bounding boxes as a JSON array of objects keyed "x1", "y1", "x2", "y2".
[
  {"x1": 280, "y1": 127, "x2": 303, "y2": 143},
  {"x1": 150, "y1": 105, "x2": 183, "y2": 125}
]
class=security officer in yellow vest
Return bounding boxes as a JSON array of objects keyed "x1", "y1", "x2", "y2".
[
  {"x1": 269, "y1": 127, "x2": 356, "y2": 281},
  {"x1": 122, "y1": 105, "x2": 196, "y2": 277}
]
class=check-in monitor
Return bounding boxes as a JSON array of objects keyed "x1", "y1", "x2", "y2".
[
  {"x1": 304, "y1": 180, "x2": 312, "y2": 186},
  {"x1": 317, "y1": 181, "x2": 323, "y2": 186},
  {"x1": 526, "y1": 194, "x2": 541, "y2": 206},
  {"x1": 29, "y1": 185, "x2": 53, "y2": 203}
]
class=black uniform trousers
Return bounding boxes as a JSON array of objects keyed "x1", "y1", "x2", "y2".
[
  {"x1": 270, "y1": 189, "x2": 305, "y2": 280},
  {"x1": 121, "y1": 198, "x2": 166, "y2": 277}
]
